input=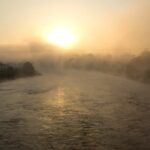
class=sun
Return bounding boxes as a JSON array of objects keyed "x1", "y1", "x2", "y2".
[{"x1": 44, "y1": 27, "x2": 75, "y2": 48}]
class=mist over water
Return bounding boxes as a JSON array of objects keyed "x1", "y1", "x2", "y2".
[
  {"x1": 0, "y1": 0, "x2": 150, "y2": 149},
  {"x1": 1, "y1": 42, "x2": 150, "y2": 83},
  {"x1": 0, "y1": 44, "x2": 150, "y2": 149},
  {"x1": 0, "y1": 70, "x2": 150, "y2": 150}
]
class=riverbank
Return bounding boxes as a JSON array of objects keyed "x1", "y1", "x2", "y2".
[{"x1": 0, "y1": 62, "x2": 40, "y2": 82}]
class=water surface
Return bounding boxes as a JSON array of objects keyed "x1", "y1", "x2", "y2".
[{"x1": 0, "y1": 71, "x2": 150, "y2": 150}]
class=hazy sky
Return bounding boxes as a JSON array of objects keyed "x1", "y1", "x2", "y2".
[{"x1": 0, "y1": 0, "x2": 150, "y2": 53}]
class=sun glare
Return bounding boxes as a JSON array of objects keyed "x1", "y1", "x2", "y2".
[{"x1": 44, "y1": 27, "x2": 75, "y2": 48}]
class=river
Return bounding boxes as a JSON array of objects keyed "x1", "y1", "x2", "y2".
[{"x1": 0, "y1": 70, "x2": 150, "y2": 150}]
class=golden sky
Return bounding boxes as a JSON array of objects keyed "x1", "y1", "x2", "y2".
[{"x1": 0, "y1": 0, "x2": 150, "y2": 52}]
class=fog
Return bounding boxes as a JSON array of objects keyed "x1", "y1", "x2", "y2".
[
  {"x1": 0, "y1": 41, "x2": 150, "y2": 84},
  {"x1": 1, "y1": 0, "x2": 149, "y2": 77},
  {"x1": 94, "y1": 0, "x2": 150, "y2": 53},
  {"x1": 116, "y1": 0, "x2": 150, "y2": 51},
  {"x1": 0, "y1": 0, "x2": 150, "y2": 53},
  {"x1": 1, "y1": 1, "x2": 150, "y2": 150}
]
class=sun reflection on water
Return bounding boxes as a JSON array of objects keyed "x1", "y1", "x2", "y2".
[
  {"x1": 56, "y1": 87, "x2": 65, "y2": 108},
  {"x1": 45, "y1": 87, "x2": 67, "y2": 116}
]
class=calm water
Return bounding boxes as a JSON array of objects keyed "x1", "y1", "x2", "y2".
[{"x1": 0, "y1": 70, "x2": 150, "y2": 150}]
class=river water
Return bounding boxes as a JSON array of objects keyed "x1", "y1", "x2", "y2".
[{"x1": 0, "y1": 70, "x2": 150, "y2": 150}]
